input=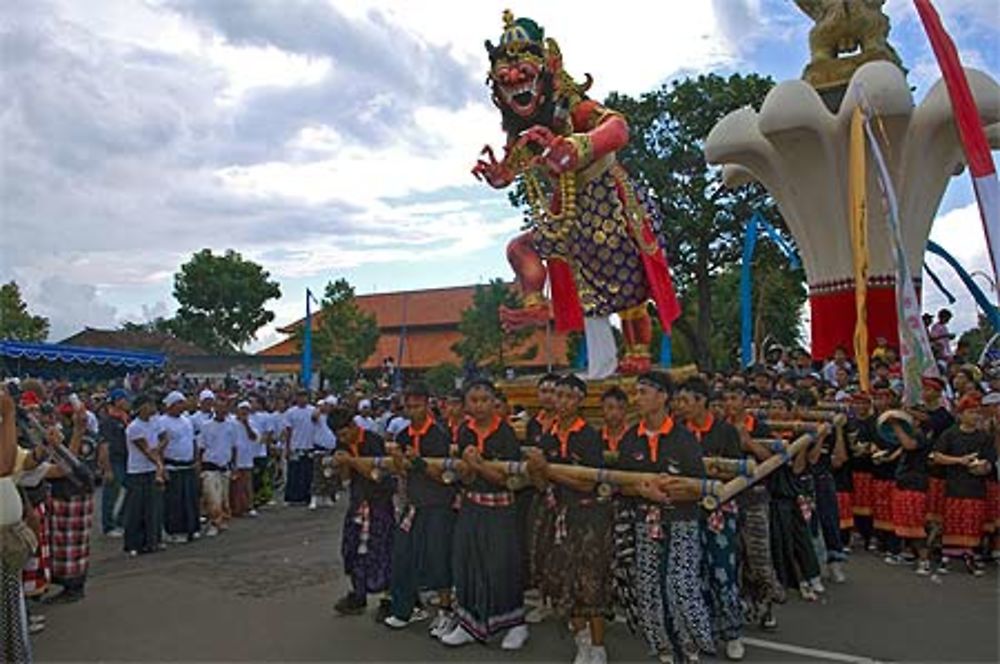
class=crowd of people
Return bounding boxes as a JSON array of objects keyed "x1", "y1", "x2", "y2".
[{"x1": 1, "y1": 322, "x2": 998, "y2": 664}]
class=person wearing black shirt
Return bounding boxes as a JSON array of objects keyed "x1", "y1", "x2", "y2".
[
  {"x1": 676, "y1": 378, "x2": 745, "y2": 661},
  {"x1": 908, "y1": 377, "x2": 954, "y2": 555},
  {"x1": 933, "y1": 394, "x2": 995, "y2": 575},
  {"x1": 848, "y1": 394, "x2": 879, "y2": 550},
  {"x1": 614, "y1": 372, "x2": 713, "y2": 664},
  {"x1": 523, "y1": 373, "x2": 558, "y2": 621},
  {"x1": 97, "y1": 389, "x2": 130, "y2": 536},
  {"x1": 440, "y1": 379, "x2": 528, "y2": 651},
  {"x1": 330, "y1": 407, "x2": 395, "y2": 616},
  {"x1": 871, "y1": 389, "x2": 899, "y2": 555},
  {"x1": 882, "y1": 414, "x2": 933, "y2": 573},
  {"x1": 529, "y1": 374, "x2": 611, "y2": 664},
  {"x1": 384, "y1": 383, "x2": 457, "y2": 633},
  {"x1": 724, "y1": 386, "x2": 783, "y2": 632}
]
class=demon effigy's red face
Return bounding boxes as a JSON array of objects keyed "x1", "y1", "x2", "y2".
[{"x1": 492, "y1": 57, "x2": 544, "y2": 118}]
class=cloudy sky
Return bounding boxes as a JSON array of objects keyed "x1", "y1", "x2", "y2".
[{"x1": 1, "y1": 0, "x2": 998, "y2": 351}]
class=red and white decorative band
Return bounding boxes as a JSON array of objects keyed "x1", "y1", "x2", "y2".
[{"x1": 808, "y1": 275, "x2": 921, "y2": 296}]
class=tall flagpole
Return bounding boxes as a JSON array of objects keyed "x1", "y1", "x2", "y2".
[{"x1": 302, "y1": 288, "x2": 314, "y2": 391}]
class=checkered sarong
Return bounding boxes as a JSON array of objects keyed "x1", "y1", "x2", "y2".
[
  {"x1": 22, "y1": 501, "x2": 51, "y2": 596},
  {"x1": 48, "y1": 493, "x2": 95, "y2": 583}
]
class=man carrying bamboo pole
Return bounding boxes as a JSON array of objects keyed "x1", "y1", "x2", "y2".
[
  {"x1": 613, "y1": 371, "x2": 712, "y2": 664},
  {"x1": 440, "y1": 379, "x2": 528, "y2": 650},
  {"x1": 722, "y1": 386, "x2": 783, "y2": 631},
  {"x1": 329, "y1": 408, "x2": 395, "y2": 617},
  {"x1": 527, "y1": 374, "x2": 612, "y2": 664},
  {"x1": 675, "y1": 378, "x2": 745, "y2": 661},
  {"x1": 383, "y1": 383, "x2": 456, "y2": 634}
]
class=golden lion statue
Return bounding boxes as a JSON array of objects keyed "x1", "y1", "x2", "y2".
[{"x1": 795, "y1": 0, "x2": 903, "y2": 89}]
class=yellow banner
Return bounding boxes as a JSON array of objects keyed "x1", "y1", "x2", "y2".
[{"x1": 849, "y1": 107, "x2": 870, "y2": 392}]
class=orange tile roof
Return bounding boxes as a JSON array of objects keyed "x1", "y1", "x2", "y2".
[{"x1": 259, "y1": 282, "x2": 570, "y2": 371}]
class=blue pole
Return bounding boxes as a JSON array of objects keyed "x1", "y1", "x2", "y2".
[
  {"x1": 659, "y1": 334, "x2": 672, "y2": 368},
  {"x1": 740, "y1": 215, "x2": 761, "y2": 367},
  {"x1": 302, "y1": 288, "x2": 313, "y2": 391}
]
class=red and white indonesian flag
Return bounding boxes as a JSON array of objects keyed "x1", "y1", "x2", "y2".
[{"x1": 914, "y1": 0, "x2": 1000, "y2": 289}]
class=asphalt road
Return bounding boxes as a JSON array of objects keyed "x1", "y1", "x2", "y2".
[{"x1": 30, "y1": 500, "x2": 999, "y2": 663}]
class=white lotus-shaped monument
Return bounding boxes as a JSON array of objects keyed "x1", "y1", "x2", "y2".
[{"x1": 705, "y1": 61, "x2": 1000, "y2": 360}]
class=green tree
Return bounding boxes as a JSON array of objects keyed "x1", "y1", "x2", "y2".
[
  {"x1": 171, "y1": 249, "x2": 281, "y2": 354},
  {"x1": 296, "y1": 279, "x2": 380, "y2": 387},
  {"x1": 957, "y1": 314, "x2": 996, "y2": 363},
  {"x1": 424, "y1": 362, "x2": 461, "y2": 395},
  {"x1": 118, "y1": 317, "x2": 176, "y2": 335},
  {"x1": 0, "y1": 281, "x2": 49, "y2": 341},
  {"x1": 606, "y1": 73, "x2": 787, "y2": 369},
  {"x1": 452, "y1": 279, "x2": 537, "y2": 374}
]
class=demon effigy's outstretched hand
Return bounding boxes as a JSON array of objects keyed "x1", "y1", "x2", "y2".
[{"x1": 471, "y1": 145, "x2": 514, "y2": 189}]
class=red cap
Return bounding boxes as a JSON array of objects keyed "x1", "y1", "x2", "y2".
[
  {"x1": 851, "y1": 392, "x2": 873, "y2": 404},
  {"x1": 19, "y1": 391, "x2": 41, "y2": 407},
  {"x1": 956, "y1": 392, "x2": 983, "y2": 413},
  {"x1": 58, "y1": 402, "x2": 75, "y2": 416},
  {"x1": 921, "y1": 376, "x2": 946, "y2": 391}
]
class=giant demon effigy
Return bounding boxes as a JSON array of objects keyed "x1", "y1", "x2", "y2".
[{"x1": 472, "y1": 11, "x2": 680, "y2": 376}]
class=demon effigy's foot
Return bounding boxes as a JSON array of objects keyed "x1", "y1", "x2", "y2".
[
  {"x1": 500, "y1": 303, "x2": 550, "y2": 332},
  {"x1": 617, "y1": 350, "x2": 652, "y2": 375}
]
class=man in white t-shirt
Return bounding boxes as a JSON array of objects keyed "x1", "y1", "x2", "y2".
[
  {"x1": 248, "y1": 395, "x2": 273, "y2": 510},
  {"x1": 310, "y1": 396, "x2": 339, "y2": 509},
  {"x1": 282, "y1": 390, "x2": 319, "y2": 505},
  {"x1": 231, "y1": 401, "x2": 260, "y2": 518},
  {"x1": 159, "y1": 391, "x2": 200, "y2": 542},
  {"x1": 123, "y1": 395, "x2": 165, "y2": 556},
  {"x1": 198, "y1": 398, "x2": 237, "y2": 536}
]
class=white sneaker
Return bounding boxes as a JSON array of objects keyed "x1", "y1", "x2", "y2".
[
  {"x1": 798, "y1": 581, "x2": 817, "y2": 601},
  {"x1": 525, "y1": 603, "x2": 551, "y2": 624},
  {"x1": 428, "y1": 611, "x2": 449, "y2": 638},
  {"x1": 573, "y1": 628, "x2": 592, "y2": 664},
  {"x1": 384, "y1": 615, "x2": 409, "y2": 629},
  {"x1": 106, "y1": 528, "x2": 124, "y2": 538},
  {"x1": 809, "y1": 577, "x2": 826, "y2": 594},
  {"x1": 205, "y1": 525, "x2": 219, "y2": 537},
  {"x1": 308, "y1": 497, "x2": 318, "y2": 510},
  {"x1": 409, "y1": 606, "x2": 430, "y2": 623},
  {"x1": 441, "y1": 623, "x2": 476, "y2": 647},
  {"x1": 501, "y1": 624, "x2": 529, "y2": 651},
  {"x1": 434, "y1": 613, "x2": 458, "y2": 640},
  {"x1": 725, "y1": 638, "x2": 746, "y2": 661},
  {"x1": 916, "y1": 560, "x2": 932, "y2": 576},
  {"x1": 248, "y1": 509, "x2": 259, "y2": 518},
  {"x1": 830, "y1": 561, "x2": 847, "y2": 584},
  {"x1": 590, "y1": 645, "x2": 608, "y2": 664},
  {"x1": 657, "y1": 651, "x2": 674, "y2": 664}
]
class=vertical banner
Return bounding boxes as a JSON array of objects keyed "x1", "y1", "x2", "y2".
[
  {"x1": 302, "y1": 288, "x2": 317, "y2": 391},
  {"x1": 740, "y1": 214, "x2": 761, "y2": 367},
  {"x1": 849, "y1": 107, "x2": 871, "y2": 392},
  {"x1": 914, "y1": 0, "x2": 1000, "y2": 290},
  {"x1": 861, "y1": 109, "x2": 941, "y2": 405},
  {"x1": 740, "y1": 212, "x2": 800, "y2": 367}
]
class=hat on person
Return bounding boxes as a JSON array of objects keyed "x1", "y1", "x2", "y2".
[
  {"x1": 981, "y1": 392, "x2": 1000, "y2": 407},
  {"x1": 199, "y1": 389, "x2": 216, "y2": 402},
  {"x1": 358, "y1": 398, "x2": 372, "y2": 410},
  {"x1": 321, "y1": 395, "x2": 339, "y2": 406},
  {"x1": 163, "y1": 391, "x2": 187, "y2": 407},
  {"x1": 956, "y1": 392, "x2": 983, "y2": 413},
  {"x1": 58, "y1": 402, "x2": 75, "y2": 416},
  {"x1": 236, "y1": 400, "x2": 251, "y2": 410},
  {"x1": 109, "y1": 388, "x2": 129, "y2": 403},
  {"x1": 19, "y1": 390, "x2": 41, "y2": 408},
  {"x1": 921, "y1": 376, "x2": 946, "y2": 391}
]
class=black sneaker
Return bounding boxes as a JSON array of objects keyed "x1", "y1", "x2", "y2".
[
  {"x1": 760, "y1": 608, "x2": 778, "y2": 631},
  {"x1": 334, "y1": 594, "x2": 367, "y2": 616},
  {"x1": 374, "y1": 597, "x2": 392, "y2": 623}
]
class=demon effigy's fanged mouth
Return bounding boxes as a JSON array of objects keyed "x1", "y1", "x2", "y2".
[{"x1": 495, "y1": 62, "x2": 544, "y2": 117}]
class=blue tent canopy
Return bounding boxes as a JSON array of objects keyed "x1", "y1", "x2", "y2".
[{"x1": 0, "y1": 340, "x2": 165, "y2": 369}]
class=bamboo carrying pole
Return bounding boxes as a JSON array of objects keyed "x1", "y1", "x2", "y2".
[
  {"x1": 749, "y1": 408, "x2": 844, "y2": 423},
  {"x1": 701, "y1": 425, "x2": 830, "y2": 511}
]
